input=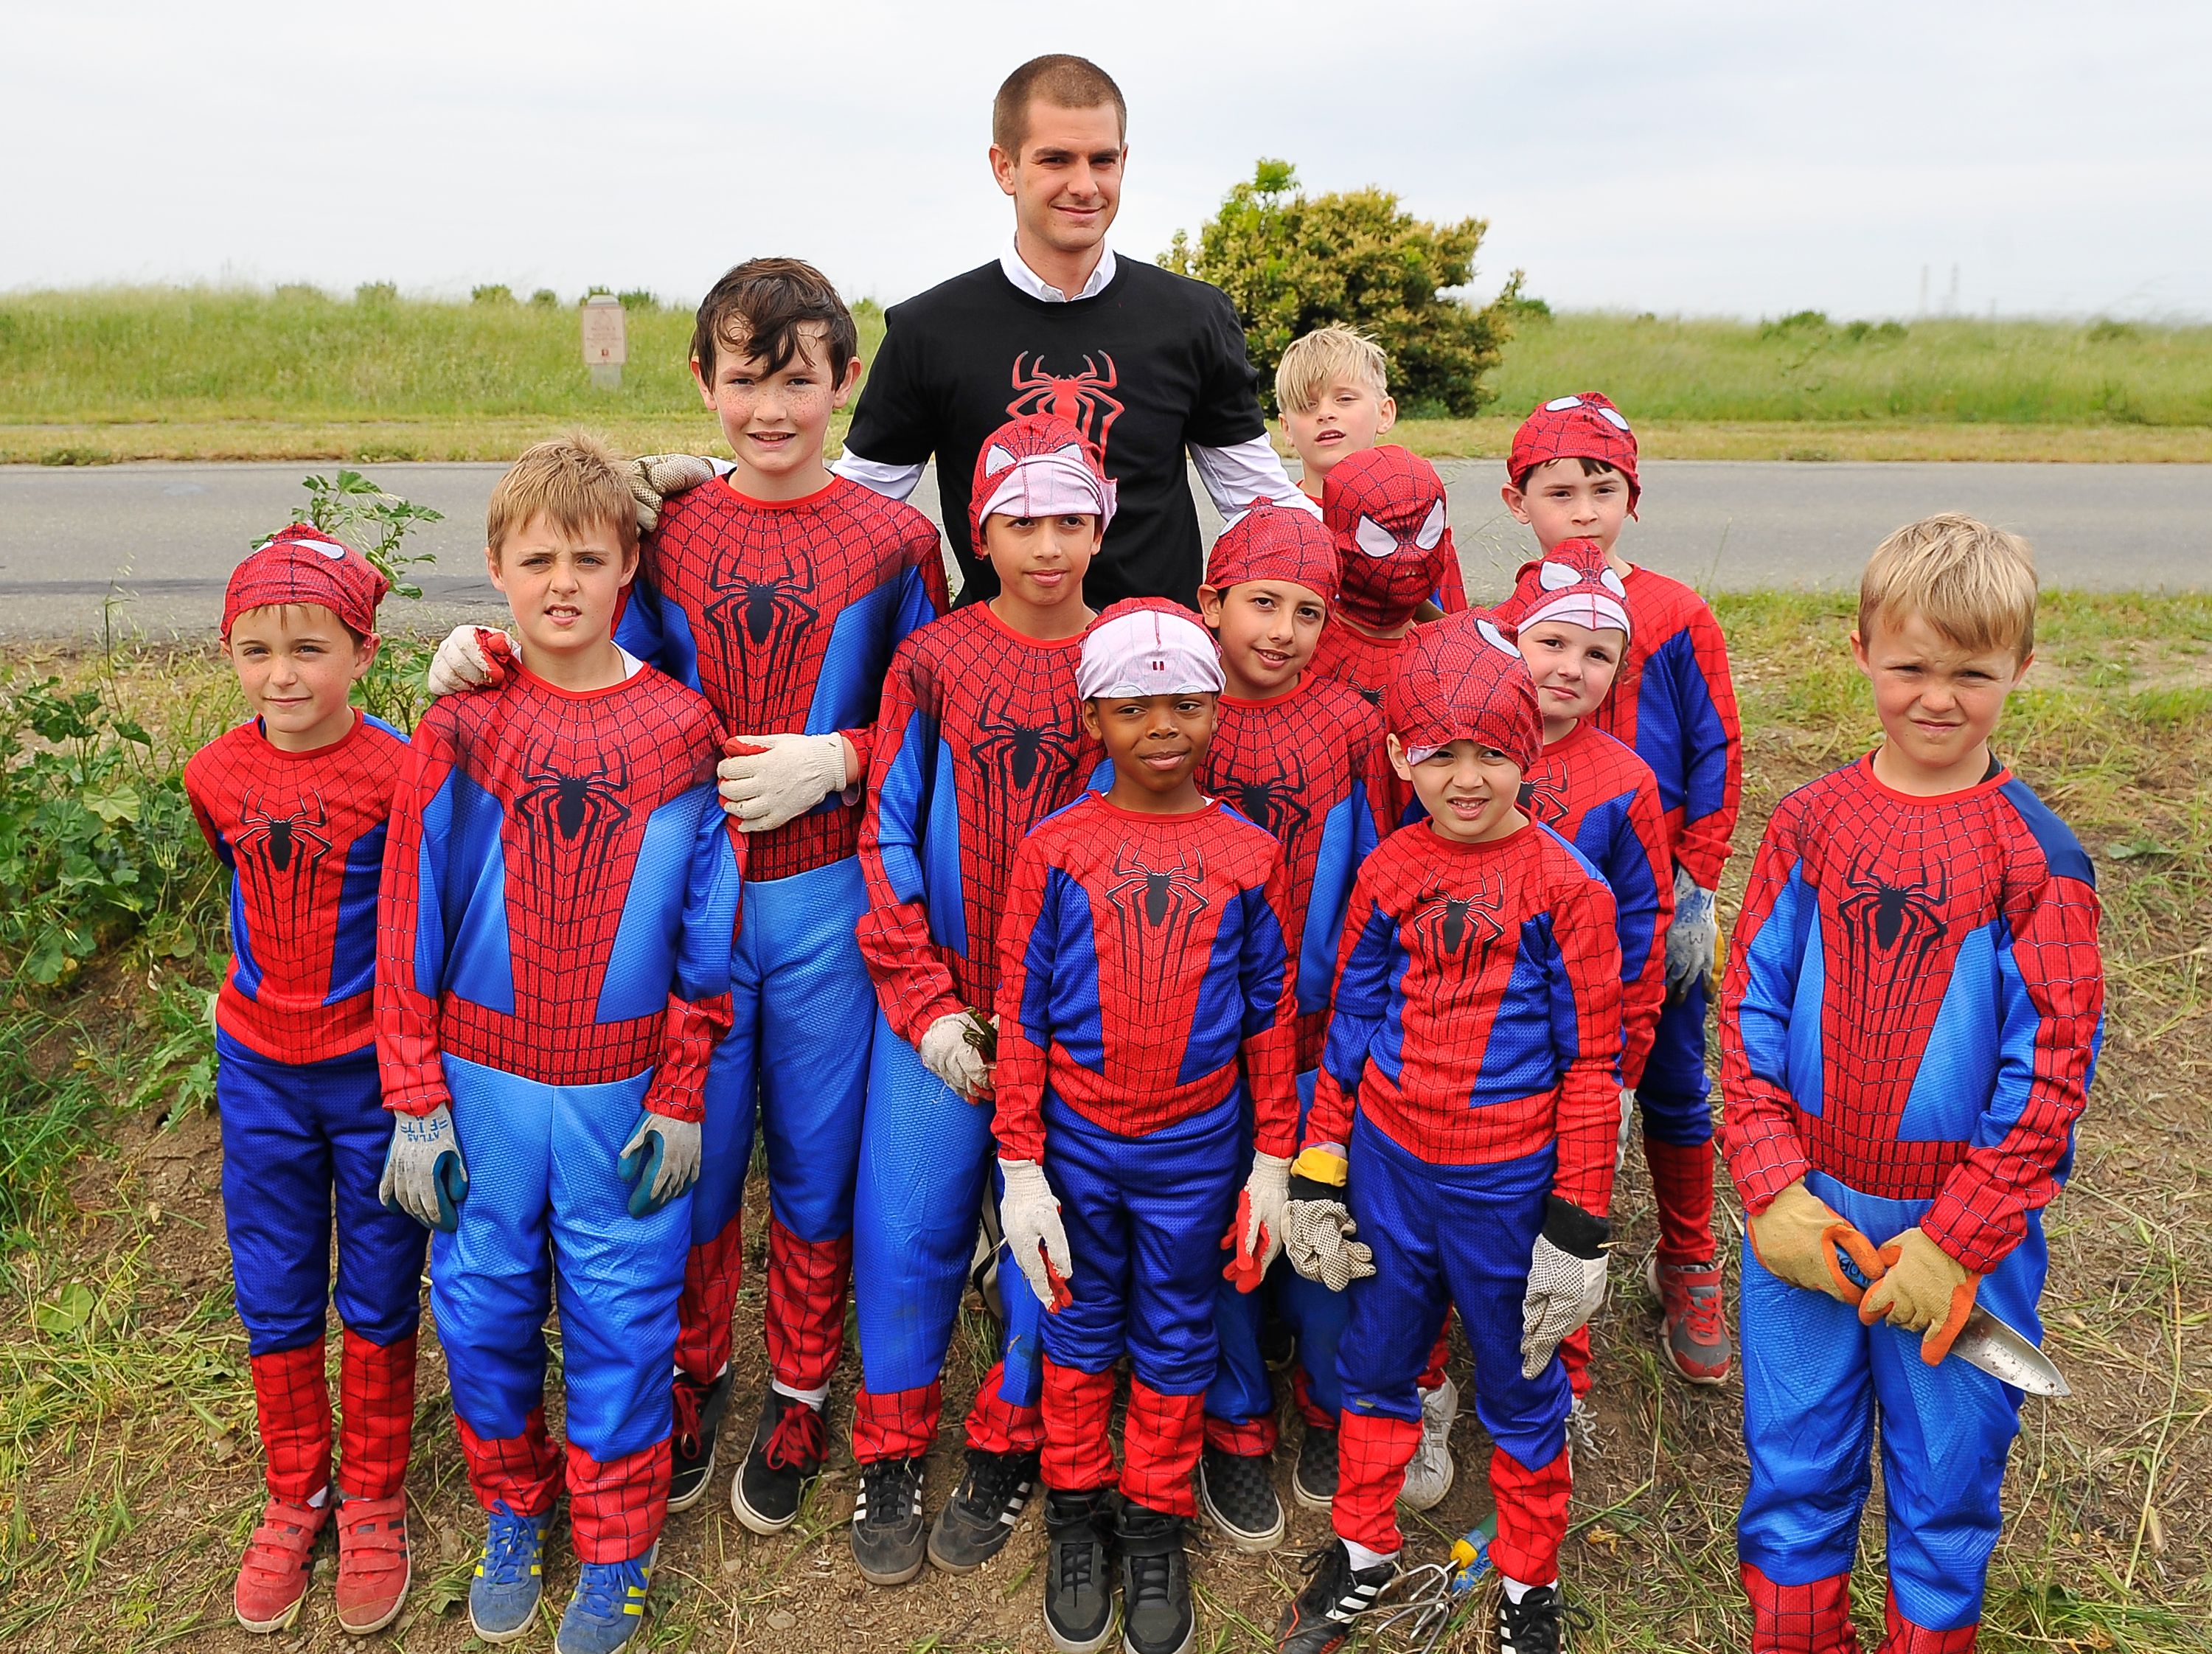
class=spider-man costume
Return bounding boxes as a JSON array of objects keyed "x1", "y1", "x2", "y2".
[
  {"x1": 1309, "y1": 446, "x2": 1465, "y2": 734},
  {"x1": 1720, "y1": 757, "x2": 2101, "y2": 1650},
  {"x1": 619, "y1": 476, "x2": 945, "y2": 1407},
  {"x1": 994, "y1": 793, "x2": 1298, "y2": 1518},
  {"x1": 185, "y1": 710, "x2": 425, "y2": 1507},
  {"x1": 1307, "y1": 819, "x2": 1621, "y2": 1582},
  {"x1": 376, "y1": 661, "x2": 742, "y2": 1563},
  {"x1": 852, "y1": 602, "x2": 1107, "y2": 1464}
]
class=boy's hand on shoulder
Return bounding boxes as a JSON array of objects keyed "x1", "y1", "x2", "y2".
[
  {"x1": 628, "y1": 454, "x2": 717, "y2": 534},
  {"x1": 1745, "y1": 1178, "x2": 1886, "y2": 1304},
  {"x1": 618, "y1": 1110, "x2": 703, "y2": 1218},
  {"x1": 997, "y1": 1158, "x2": 1074, "y2": 1311},
  {"x1": 1859, "y1": 1226, "x2": 1980, "y2": 1364},
  {"x1": 379, "y1": 1103, "x2": 468, "y2": 1232},
  {"x1": 717, "y1": 732, "x2": 852, "y2": 833},
  {"x1": 1666, "y1": 865, "x2": 1719, "y2": 1003},
  {"x1": 1520, "y1": 1196, "x2": 1610, "y2": 1379},
  {"x1": 919, "y1": 1012, "x2": 994, "y2": 1099},
  {"x1": 426, "y1": 625, "x2": 516, "y2": 697}
]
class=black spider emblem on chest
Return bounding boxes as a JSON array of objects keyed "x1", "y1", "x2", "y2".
[
  {"x1": 231, "y1": 790, "x2": 335, "y2": 927},
  {"x1": 514, "y1": 746, "x2": 632, "y2": 867},
  {"x1": 703, "y1": 552, "x2": 819, "y2": 687},
  {"x1": 1100, "y1": 844, "x2": 1212, "y2": 988},
  {"x1": 973, "y1": 703, "x2": 1084, "y2": 796},
  {"x1": 1409, "y1": 872, "x2": 1509, "y2": 983},
  {"x1": 1517, "y1": 762, "x2": 1571, "y2": 827},
  {"x1": 1216, "y1": 748, "x2": 1313, "y2": 856},
  {"x1": 1833, "y1": 847, "x2": 1952, "y2": 1012}
]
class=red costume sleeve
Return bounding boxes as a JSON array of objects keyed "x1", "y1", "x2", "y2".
[
  {"x1": 1242, "y1": 844, "x2": 1301, "y2": 1159},
  {"x1": 1716, "y1": 796, "x2": 1817, "y2": 1213},
  {"x1": 855, "y1": 639, "x2": 965, "y2": 1046},
  {"x1": 1548, "y1": 862, "x2": 1624, "y2": 1215},
  {"x1": 1620, "y1": 768, "x2": 1676, "y2": 1090},
  {"x1": 1673, "y1": 600, "x2": 1742, "y2": 890},
  {"x1": 374, "y1": 713, "x2": 458, "y2": 1118},
  {"x1": 990, "y1": 833, "x2": 1057, "y2": 1164}
]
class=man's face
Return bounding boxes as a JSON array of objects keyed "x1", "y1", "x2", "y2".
[
  {"x1": 990, "y1": 100, "x2": 1124, "y2": 262},
  {"x1": 692, "y1": 324, "x2": 859, "y2": 487},
  {"x1": 1501, "y1": 459, "x2": 1632, "y2": 554}
]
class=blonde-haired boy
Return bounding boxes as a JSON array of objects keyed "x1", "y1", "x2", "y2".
[
  {"x1": 1719, "y1": 512, "x2": 2101, "y2": 1652},
  {"x1": 1276, "y1": 327, "x2": 1397, "y2": 499}
]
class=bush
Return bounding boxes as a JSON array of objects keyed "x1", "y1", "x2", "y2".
[
  {"x1": 354, "y1": 281, "x2": 398, "y2": 307},
  {"x1": 1160, "y1": 159, "x2": 1517, "y2": 416},
  {"x1": 471, "y1": 283, "x2": 515, "y2": 305},
  {"x1": 617, "y1": 288, "x2": 658, "y2": 312},
  {"x1": 529, "y1": 288, "x2": 560, "y2": 307}
]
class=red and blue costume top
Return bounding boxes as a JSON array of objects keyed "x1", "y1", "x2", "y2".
[
  {"x1": 1515, "y1": 720, "x2": 1674, "y2": 1088},
  {"x1": 1200, "y1": 678, "x2": 1394, "y2": 1073},
  {"x1": 375, "y1": 663, "x2": 743, "y2": 1123},
  {"x1": 1719, "y1": 756, "x2": 2104, "y2": 1273},
  {"x1": 616, "y1": 476, "x2": 948, "y2": 883},
  {"x1": 1307, "y1": 818, "x2": 1624, "y2": 1215},
  {"x1": 992, "y1": 793, "x2": 1300, "y2": 1164},
  {"x1": 1587, "y1": 563, "x2": 1742, "y2": 889},
  {"x1": 185, "y1": 709, "x2": 411, "y2": 1065},
  {"x1": 858, "y1": 602, "x2": 1107, "y2": 1046}
]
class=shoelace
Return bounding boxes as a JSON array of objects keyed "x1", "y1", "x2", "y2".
[
  {"x1": 860, "y1": 1461, "x2": 920, "y2": 1522},
  {"x1": 1124, "y1": 1544, "x2": 1174, "y2": 1607},
  {"x1": 1053, "y1": 1531, "x2": 1099, "y2": 1591},
  {"x1": 1680, "y1": 1279, "x2": 1728, "y2": 1342},
  {"x1": 1500, "y1": 1586, "x2": 1593, "y2": 1654},
  {"x1": 481, "y1": 1508, "x2": 541, "y2": 1580},
  {"x1": 571, "y1": 1560, "x2": 646, "y2": 1619},
  {"x1": 965, "y1": 1450, "x2": 1032, "y2": 1512},
  {"x1": 762, "y1": 1400, "x2": 825, "y2": 1472},
  {"x1": 671, "y1": 1378, "x2": 704, "y2": 1456}
]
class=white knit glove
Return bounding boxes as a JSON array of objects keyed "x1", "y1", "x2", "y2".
[
  {"x1": 627, "y1": 453, "x2": 717, "y2": 534},
  {"x1": 997, "y1": 1158, "x2": 1074, "y2": 1310},
  {"x1": 1520, "y1": 1198, "x2": 1612, "y2": 1378},
  {"x1": 1666, "y1": 865, "x2": 1719, "y2": 1003},
  {"x1": 919, "y1": 1012, "x2": 993, "y2": 1099},
  {"x1": 425, "y1": 625, "x2": 516, "y2": 697},
  {"x1": 717, "y1": 732, "x2": 849, "y2": 833},
  {"x1": 1282, "y1": 1192, "x2": 1375, "y2": 1291},
  {"x1": 1233, "y1": 1153, "x2": 1290, "y2": 1277}
]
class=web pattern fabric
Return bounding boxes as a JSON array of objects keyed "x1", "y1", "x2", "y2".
[
  {"x1": 1320, "y1": 447, "x2": 1467, "y2": 631},
  {"x1": 565, "y1": 1437, "x2": 673, "y2": 1563},
  {"x1": 336, "y1": 1329, "x2": 417, "y2": 1501},
  {"x1": 1308, "y1": 616, "x2": 1422, "y2": 715},
  {"x1": 1741, "y1": 1562, "x2": 1861, "y2": 1654},
  {"x1": 250, "y1": 1344, "x2": 333, "y2": 1501},
  {"x1": 765, "y1": 1219, "x2": 851, "y2": 1396}
]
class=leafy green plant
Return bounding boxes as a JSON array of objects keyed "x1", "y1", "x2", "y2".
[
  {"x1": 287, "y1": 468, "x2": 444, "y2": 729},
  {"x1": 470, "y1": 283, "x2": 514, "y2": 305},
  {"x1": 1161, "y1": 159, "x2": 1518, "y2": 416},
  {"x1": 529, "y1": 288, "x2": 559, "y2": 307},
  {"x1": 616, "y1": 288, "x2": 658, "y2": 311},
  {"x1": 353, "y1": 281, "x2": 397, "y2": 307}
]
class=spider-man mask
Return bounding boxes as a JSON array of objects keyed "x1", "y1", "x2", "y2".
[{"x1": 1321, "y1": 446, "x2": 1457, "y2": 631}]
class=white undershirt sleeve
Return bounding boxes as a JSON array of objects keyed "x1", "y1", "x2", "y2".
[
  {"x1": 831, "y1": 448, "x2": 929, "y2": 502},
  {"x1": 1190, "y1": 435, "x2": 1322, "y2": 519}
]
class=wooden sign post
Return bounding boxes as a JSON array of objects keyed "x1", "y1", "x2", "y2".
[{"x1": 581, "y1": 295, "x2": 627, "y2": 390}]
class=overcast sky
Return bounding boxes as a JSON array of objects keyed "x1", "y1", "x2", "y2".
[{"x1": 6, "y1": 1, "x2": 2207, "y2": 319}]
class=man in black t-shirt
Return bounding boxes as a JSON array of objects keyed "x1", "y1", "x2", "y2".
[{"x1": 832, "y1": 54, "x2": 1314, "y2": 610}]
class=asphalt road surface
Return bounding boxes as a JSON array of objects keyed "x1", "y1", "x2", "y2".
[{"x1": 2, "y1": 458, "x2": 2204, "y2": 639}]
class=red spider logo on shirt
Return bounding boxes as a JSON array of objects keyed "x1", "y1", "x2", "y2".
[
  {"x1": 703, "y1": 552, "x2": 820, "y2": 693},
  {"x1": 1834, "y1": 848, "x2": 1950, "y2": 1021},
  {"x1": 231, "y1": 791, "x2": 334, "y2": 932},
  {"x1": 513, "y1": 746, "x2": 632, "y2": 872},
  {"x1": 1102, "y1": 845, "x2": 1211, "y2": 990},
  {"x1": 1008, "y1": 352, "x2": 1123, "y2": 457},
  {"x1": 1517, "y1": 762, "x2": 1571, "y2": 827},
  {"x1": 1410, "y1": 872, "x2": 1508, "y2": 988}
]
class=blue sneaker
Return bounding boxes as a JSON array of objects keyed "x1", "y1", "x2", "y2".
[
  {"x1": 468, "y1": 1503, "x2": 550, "y2": 1643},
  {"x1": 556, "y1": 1544, "x2": 656, "y2": 1654}
]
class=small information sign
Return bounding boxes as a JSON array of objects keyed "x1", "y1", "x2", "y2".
[{"x1": 581, "y1": 295, "x2": 627, "y2": 389}]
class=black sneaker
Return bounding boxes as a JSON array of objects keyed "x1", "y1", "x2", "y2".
[
  {"x1": 1259, "y1": 1306, "x2": 1297, "y2": 1373},
  {"x1": 850, "y1": 1456, "x2": 926, "y2": 1586},
  {"x1": 1116, "y1": 1502, "x2": 1193, "y2": 1654},
  {"x1": 928, "y1": 1446, "x2": 1039, "y2": 1574},
  {"x1": 1042, "y1": 1488, "x2": 1116, "y2": 1654},
  {"x1": 731, "y1": 1389, "x2": 826, "y2": 1536},
  {"x1": 1495, "y1": 1582, "x2": 1593, "y2": 1654},
  {"x1": 1197, "y1": 1443, "x2": 1284, "y2": 1552},
  {"x1": 1291, "y1": 1423, "x2": 1338, "y2": 1511},
  {"x1": 1274, "y1": 1539, "x2": 1395, "y2": 1654},
  {"x1": 667, "y1": 1368, "x2": 731, "y2": 1514}
]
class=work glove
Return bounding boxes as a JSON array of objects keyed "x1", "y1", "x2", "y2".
[
  {"x1": 627, "y1": 453, "x2": 717, "y2": 535},
  {"x1": 379, "y1": 1103, "x2": 468, "y2": 1233},
  {"x1": 1666, "y1": 865, "x2": 1719, "y2": 1004},
  {"x1": 1222, "y1": 1153, "x2": 1290, "y2": 1290},
  {"x1": 1281, "y1": 1148, "x2": 1375, "y2": 1292},
  {"x1": 1746, "y1": 1177, "x2": 1887, "y2": 1304},
  {"x1": 425, "y1": 625, "x2": 518, "y2": 697},
  {"x1": 1615, "y1": 1085, "x2": 1637, "y2": 1173},
  {"x1": 1520, "y1": 1197, "x2": 1612, "y2": 1379},
  {"x1": 919, "y1": 1010, "x2": 995, "y2": 1100},
  {"x1": 717, "y1": 732, "x2": 849, "y2": 833},
  {"x1": 1860, "y1": 1226, "x2": 1982, "y2": 1365},
  {"x1": 616, "y1": 1111, "x2": 703, "y2": 1219},
  {"x1": 997, "y1": 1158, "x2": 1074, "y2": 1312}
]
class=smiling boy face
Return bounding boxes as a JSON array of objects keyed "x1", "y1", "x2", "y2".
[{"x1": 692, "y1": 322, "x2": 860, "y2": 492}]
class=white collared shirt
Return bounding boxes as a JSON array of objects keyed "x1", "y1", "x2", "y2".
[{"x1": 998, "y1": 234, "x2": 1119, "y2": 303}]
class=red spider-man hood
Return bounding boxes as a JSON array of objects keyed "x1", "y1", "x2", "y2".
[
  {"x1": 1204, "y1": 497, "x2": 1339, "y2": 608},
  {"x1": 1321, "y1": 446, "x2": 1457, "y2": 632},
  {"x1": 223, "y1": 523, "x2": 389, "y2": 640},
  {"x1": 1384, "y1": 617, "x2": 1541, "y2": 771},
  {"x1": 1498, "y1": 538, "x2": 1632, "y2": 639},
  {"x1": 1507, "y1": 392, "x2": 1641, "y2": 511},
  {"x1": 969, "y1": 414, "x2": 1117, "y2": 555}
]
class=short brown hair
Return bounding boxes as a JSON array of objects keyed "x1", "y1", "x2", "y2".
[
  {"x1": 1276, "y1": 327, "x2": 1389, "y2": 414},
  {"x1": 691, "y1": 257, "x2": 858, "y2": 386},
  {"x1": 992, "y1": 55, "x2": 1127, "y2": 156},
  {"x1": 487, "y1": 434, "x2": 637, "y2": 560},
  {"x1": 1859, "y1": 511, "x2": 2037, "y2": 663}
]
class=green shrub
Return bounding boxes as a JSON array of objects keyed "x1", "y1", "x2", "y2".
[
  {"x1": 617, "y1": 288, "x2": 658, "y2": 312},
  {"x1": 529, "y1": 288, "x2": 560, "y2": 307},
  {"x1": 471, "y1": 284, "x2": 515, "y2": 305},
  {"x1": 354, "y1": 281, "x2": 398, "y2": 307}
]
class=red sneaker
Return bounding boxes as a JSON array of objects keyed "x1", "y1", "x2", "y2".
[
  {"x1": 1647, "y1": 1254, "x2": 1733, "y2": 1386},
  {"x1": 334, "y1": 1492, "x2": 412, "y2": 1635},
  {"x1": 234, "y1": 1495, "x2": 328, "y2": 1633}
]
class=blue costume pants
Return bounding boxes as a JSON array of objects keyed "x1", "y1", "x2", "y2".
[
  {"x1": 1739, "y1": 1168, "x2": 2039, "y2": 1633},
  {"x1": 1638, "y1": 975, "x2": 1712, "y2": 1144}
]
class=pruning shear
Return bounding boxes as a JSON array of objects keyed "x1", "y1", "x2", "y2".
[
  {"x1": 960, "y1": 1006, "x2": 998, "y2": 1063},
  {"x1": 1826, "y1": 1229, "x2": 2069, "y2": 1397}
]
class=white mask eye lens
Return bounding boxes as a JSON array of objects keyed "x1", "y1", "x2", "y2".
[
  {"x1": 1354, "y1": 517, "x2": 1398, "y2": 560},
  {"x1": 1539, "y1": 560, "x2": 1578, "y2": 591},
  {"x1": 1596, "y1": 406, "x2": 1632, "y2": 431},
  {"x1": 1544, "y1": 396, "x2": 1584, "y2": 413},
  {"x1": 984, "y1": 444, "x2": 1017, "y2": 472},
  {"x1": 1413, "y1": 499, "x2": 1447, "y2": 551},
  {"x1": 1601, "y1": 569, "x2": 1627, "y2": 597}
]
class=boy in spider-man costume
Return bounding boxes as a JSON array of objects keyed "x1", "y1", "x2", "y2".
[
  {"x1": 1187, "y1": 498, "x2": 1395, "y2": 1546},
  {"x1": 1504, "y1": 392, "x2": 1742, "y2": 1383},
  {"x1": 1276, "y1": 625, "x2": 1621, "y2": 1654},
  {"x1": 1308, "y1": 443, "x2": 1468, "y2": 709},
  {"x1": 185, "y1": 527, "x2": 420, "y2": 1638},
  {"x1": 378, "y1": 439, "x2": 743, "y2": 1654},
  {"x1": 426, "y1": 262, "x2": 947, "y2": 1529},
  {"x1": 848, "y1": 414, "x2": 1112, "y2": 1586},
  {"x1": 1720, "y1": 515, "x2": 2101, "y2": 1654},
  {"x1": 994, "y1": 599, "x2": 1299, "y2": 1654}
]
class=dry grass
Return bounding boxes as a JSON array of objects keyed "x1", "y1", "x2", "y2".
[{"x1": 1, "y1": 600, "x2": 2208, "y2": 1652}]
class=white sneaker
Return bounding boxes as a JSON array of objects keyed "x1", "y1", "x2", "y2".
[
  {"x1": 1564, "y1": 1394, "x2": 1599, "y2": 1465},
  {"x1": 1397, "y1": 1375, "x2": 1458, "y2": 1511}
]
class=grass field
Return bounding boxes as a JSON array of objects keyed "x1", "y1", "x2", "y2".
[
  {"x1": 5, "y1": 286, "x2": 2212, "y2": 465},
  {"x1": 1, "y1": 589, "x2": 2207, "y2": 1651}
]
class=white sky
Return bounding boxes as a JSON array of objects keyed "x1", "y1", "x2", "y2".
[{"x1": 5, "y1": 0, "x2": 2208, "y2": 319}]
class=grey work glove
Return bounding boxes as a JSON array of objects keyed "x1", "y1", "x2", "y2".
[
  {"x1": 1520, "y1": 1197, "x2": 1611, "y2": 1378},
  {"x1": 617, "y1": 1111, "x2": 703, "y2": 1218},
  {"x1": 1666, "y1": 865, "x2": 1719, "y2": 1004},
  {"x1": 627, "y1": 453, "x2": 717, "y2": 534},
  {"x1": 379, "y1": 1103, "x2": 469, "y2": 1233},
  {"x1": 1281, "y1": 1168, "x2": 1376, "y2": 1292}
]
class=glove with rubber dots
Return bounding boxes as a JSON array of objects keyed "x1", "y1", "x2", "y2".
[
  {"x1": 617, "y1": 1110, "x2": 703, "y2": 1219},
  {"x1": 379, "y1": 1103, "x2": 469, "y2": 1233},
  {"x1": 1520, "y1": 1196, "x2": 1612, "y2": 1378},
  {"x1": 627, "y1": 453, "x2": 717, "y2": 535},
  {"x1": 1281, "y1": 1146, "x2": 1376, "y2": 1292},
  {"x1": 1745, "y1": 1177, "x2": 1887, "y2": 1304},
  {"x1": 425, "y1": 625, "x2": 518, "y2": 697},
  {"x1": 1222, "y1": 1153, "x2": 1290, "y2": 1290},
  {"x1": 997, "y1": 1158, "x2": 1074, "y2": 1311},
  {"x1": 919, "y1": 1010, "x2": 995, "y2": 1100},
  {"x1": 1860, "y1": 1226, "x2": 1982, "y2": 1364},
  {"x1": 717, "y1": 732, "x2": 851, "y2": 834},
  {"x1": 1666, "y1": 864, "x2": 1719, "y2": 1004}
]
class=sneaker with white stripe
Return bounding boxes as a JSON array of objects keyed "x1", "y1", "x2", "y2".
[{"x1": 1273, "y1": 1540, "x2": 1397, "y2": 1653}]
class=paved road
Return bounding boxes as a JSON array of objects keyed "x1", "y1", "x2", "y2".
[{"x1": 3, "y1": 458, "x2": 2204, "y2": 639}]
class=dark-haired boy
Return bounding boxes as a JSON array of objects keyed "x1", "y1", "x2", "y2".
[
  {"x1": 1503, "y1": 393, "x2": 1742, "y2": 1382},
  {"x1": 426, "y1": 260, "x2": 947, "y2": 1528}
]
